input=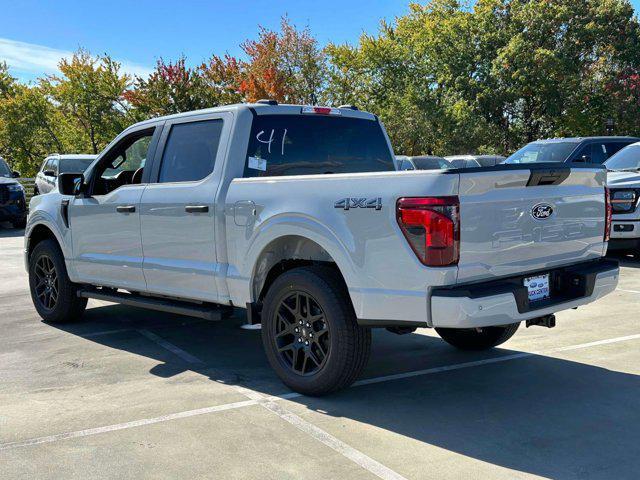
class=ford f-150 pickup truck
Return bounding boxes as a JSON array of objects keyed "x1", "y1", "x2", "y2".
[{"x1": 25, "y1": 102, "x2": 619, "y2": 395}]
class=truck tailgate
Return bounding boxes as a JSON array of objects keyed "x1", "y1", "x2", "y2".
[{"x1": 456, "y1": 165, "x2": 607, "y2": 284}]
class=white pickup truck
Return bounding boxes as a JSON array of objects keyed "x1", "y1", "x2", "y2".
[{"x1": 25, "y1": 102, "x2": 619, "y2": 395}]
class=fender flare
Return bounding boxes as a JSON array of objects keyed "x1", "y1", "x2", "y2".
[{"x1": 243, "y1": 213, "x2": 359, "y2": 301}]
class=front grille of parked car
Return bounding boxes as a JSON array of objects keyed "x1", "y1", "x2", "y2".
[{"x1": 0, "y1": 185, "x2": 8, "y2": 204}]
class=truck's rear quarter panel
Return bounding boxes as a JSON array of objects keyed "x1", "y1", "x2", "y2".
[{"x1": 225, "y1": 170, "x2": 459, "y2": 324}]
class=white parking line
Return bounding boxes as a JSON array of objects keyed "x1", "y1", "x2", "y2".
[
  {"x1": 137, "y1": 329, "x2": 205, "y2": 365},
  {"x1": 261, "y1": 398, "x2": 407, "y2": 480},
  {"x1": 0, "y1": 400, "x2": 258, "y2": 451},
  {"x1": 135, "y1": 332, "x2": 407, "y2": 479},
  {"x1": 352, "y1": 332, "x2": 640, "y2": 389},
  {"x1": 617, "y1": 288, "x2": 640, "y2": 295},
  {"x1": 2, "y1": 332, "x2": 640, "y2": 453},
  {"x1": 234, "y1": 386, "x2": 407, "y2": 480}
]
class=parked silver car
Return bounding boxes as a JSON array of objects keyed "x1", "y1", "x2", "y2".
[
  {"x1": 396, "y1": 155, "x2": 451, "y2": 170},
  {"x1": 445, "y1": 155, "x2": 506, "y2": 168},
  {"x1": 34, "y1": 154, "x2": 97, "y2": 195}
]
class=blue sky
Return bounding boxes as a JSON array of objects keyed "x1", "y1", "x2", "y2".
[{"x1": 1, "y1": 0, "x2": 638, "y2": 83}]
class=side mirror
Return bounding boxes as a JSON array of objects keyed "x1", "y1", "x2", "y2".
[
  {"x1": 58, "y1": 173, "x2": 85, "y2": 196},
  {"x1": 43, "y1": 169, "x2": 56, "y2": 177},
  {"x1": 12, "y1": 171, "x2": 20, "y2": 178}
]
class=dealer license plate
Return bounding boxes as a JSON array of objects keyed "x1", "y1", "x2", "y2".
[{"x1": 524, "y1": 274, "x2": 550, "y2": 302}]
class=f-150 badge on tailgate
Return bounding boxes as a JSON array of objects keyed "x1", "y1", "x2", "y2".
[
  {"x1": 334, "y1": 197, "x2": 382, "y2": 211},
  {"x1": 531, "y1": 203, "x2": 554, "y2": 219}
]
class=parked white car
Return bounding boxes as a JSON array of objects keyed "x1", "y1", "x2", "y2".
[
  {"x1": 25, "y1": 102, "x2": 618, "y2": 395},
  {"x1": 34, "y1": 154, "x2": 97, "y2": 195},
  {"x1": 604, "y1": 142, "x2": 640, "y2": 253},
  {"x1": 445, "y1": 155, "x2": 506, "y2": 168},
  {"x1": 396, "y1": 155, "x2": 451, "y2": 170}
]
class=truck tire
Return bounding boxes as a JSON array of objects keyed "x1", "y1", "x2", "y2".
[
  {"x1": 435, "y1": 323, "x2": 520, "y2": 351},
  {"x1": 29, "y1": 239, "x2": 87, "y2": 323},
  {"x1": 261, "y1": 265, "x2": 371, "y2": 396}
]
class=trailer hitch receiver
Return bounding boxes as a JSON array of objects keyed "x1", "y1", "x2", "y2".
[{"x1": 526, "y1": 314, "x2": 556, "y2": 329}]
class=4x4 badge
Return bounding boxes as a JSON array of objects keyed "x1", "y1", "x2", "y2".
[{"x1": 334, "y1": 197, "x2": 382, "y2": 211}]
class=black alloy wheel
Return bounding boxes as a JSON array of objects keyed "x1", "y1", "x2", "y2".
[
  {"x1": 274, "y1": 291, "x2": 330, "y2": 376},
  {"x1": 33, "y1": 254, "x2": 59, "y2": 311}
]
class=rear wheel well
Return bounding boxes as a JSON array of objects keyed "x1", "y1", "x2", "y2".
[
  {"x1": 27, "y1": 225, "x2": 59, "y2": 260},
  {"x1": 258, "y1": 259, "x2": 347, "y2": 303},
  {"x1": 252, "y1": 236, "x2": 349, "y2": 303},
  {"x1": 251, "y1": 236, "x2": 351, "y2": 324}
]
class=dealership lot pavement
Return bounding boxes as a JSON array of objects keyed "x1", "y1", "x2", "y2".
[{"x1": 1, "y1": 224, "x2": 640, "y2": 479}]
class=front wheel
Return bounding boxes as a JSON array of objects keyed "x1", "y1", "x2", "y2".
[
  {"x1": 261, "y1": 265, "x2": 371, "y2": 396},
  {"x1": 29, "y1": 239, "x2": 87, "y2": 323},
  {"x1": 435, "y1": 323, "x2": 520, "y2": 351}
]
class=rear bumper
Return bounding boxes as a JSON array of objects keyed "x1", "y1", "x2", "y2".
[
  {"x1": 608, "y1": 218, "x2": 640, "y2": 251},
  {"x1": 609, "y1": 214, "x2": 640, "y2": 249},
  {"x1": 430, "y1": 259, "x2": 619, "y2": 329}
]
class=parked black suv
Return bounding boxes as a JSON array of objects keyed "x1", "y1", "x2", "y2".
[
  {"x1": 0, "y1": 157, "x2": 27, "y2": 228},
  {"x1": 504, "y1": 136, "x2": 640, "y2": 164}
]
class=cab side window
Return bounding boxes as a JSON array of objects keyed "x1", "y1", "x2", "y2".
[
  {"x1": 43, "y1": 159, "x2": 57, "y2": 176},
  {"x1": 590, "y1": 143, "x2": 608, "y2": 164},
  {"x1": 158, "y1": 119, "x2": 223, "y2": 183},
  {"x1": 571, "y1": 145, "x2": 591, "y2": 163},
  {"x1": 91, "y1": 129, "x2": 155, "y2": 195}
]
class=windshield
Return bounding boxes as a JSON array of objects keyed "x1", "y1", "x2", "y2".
[
  {"x1": 0, "y1": 159, "x2": 11, "y2": 177},
  {"x1": 412, "y1": 157, "x2": 450, "y2": 170},
  {"x1": 59, "y1": 157, "x2": 94, "y2": 174},
  {"x1": 605, "y1": 144, "x2": 640, "y2": 171},
  {"x1": 244, "y1": 114, "x2": 394, "y2": 177},
  {"x1": 504, "y1": 142, "x2": 577, "y2": 164}
]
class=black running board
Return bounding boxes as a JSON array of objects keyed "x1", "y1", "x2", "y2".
[{"x1": 78, "y1": 289, "x2": 223, "y2": 321}]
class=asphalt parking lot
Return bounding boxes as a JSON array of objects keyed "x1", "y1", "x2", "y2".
[{"x1": 1, "y1": 224, "x2": 640, "y2": 479}]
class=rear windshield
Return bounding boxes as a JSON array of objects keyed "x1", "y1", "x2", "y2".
[
  {"x1": 504, "y1": 142, "x2": 577, "y2": 164},
  {"x1": 244, "y1": 114, "x2": 394, "y2": 177},
  {"x1": 59, "y1": 158, "x2": 94, "y2": 173}
]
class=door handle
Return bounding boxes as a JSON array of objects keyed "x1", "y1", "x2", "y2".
[
  {"x1": 185, "y1": 205, "x2": 209, "y2": 213},
  {"x1": 116, "y1": 205, "x2": 136, "y2": 213}
]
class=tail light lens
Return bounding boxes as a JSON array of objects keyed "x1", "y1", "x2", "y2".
[
  {"x1": 396, "y1": 196, "x2": 460, "y2": 267},
  {"x1": 604, "y1": 187, "x2": 612, "y2": 242}
]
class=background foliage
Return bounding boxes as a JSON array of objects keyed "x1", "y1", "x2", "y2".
[{"x1": 2, "y1": 1, "x2": 640, "y2": 175}]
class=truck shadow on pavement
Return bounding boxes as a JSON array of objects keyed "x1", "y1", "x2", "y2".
[
  {"x1": 608, "y1": 251, "x2": 640, "y2": 269},
  {"x1": 51, "y1": 303, "x2": 640, "y2": 479}
]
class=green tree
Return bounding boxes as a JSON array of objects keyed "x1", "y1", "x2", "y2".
[
  {"x1": 42, "y1": 49, "x2": 132, "y2": 154},
  {"x1": 0, "y1": 84, "x2": 71, "y2": 176},
  {"x1": 327, "y1": 0, "x2": 640, "y2": 156}
]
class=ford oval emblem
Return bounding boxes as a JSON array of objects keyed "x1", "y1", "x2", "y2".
[{"x1": 531, "y1": 203, "x2": 554, "y2": 220}]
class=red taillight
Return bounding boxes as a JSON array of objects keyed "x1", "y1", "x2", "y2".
[
  {"x1": 605, "y1": 187, "x2": 612, "y2": 242},
  {"x1": 396, "y1": 196, "x2": 460, "y2": 267}
]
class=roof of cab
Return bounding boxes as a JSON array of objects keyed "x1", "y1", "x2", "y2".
[
  {"x1": 47, "y1": 154, "x2": 98, "y2": 160},
  {"x1": 128, "y1": 103, "x2": 378, "y2": 130}
]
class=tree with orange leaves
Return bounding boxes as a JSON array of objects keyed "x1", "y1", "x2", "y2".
[{"x1": 239, "y1": 17, "x2": 327, "y2": 104}]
